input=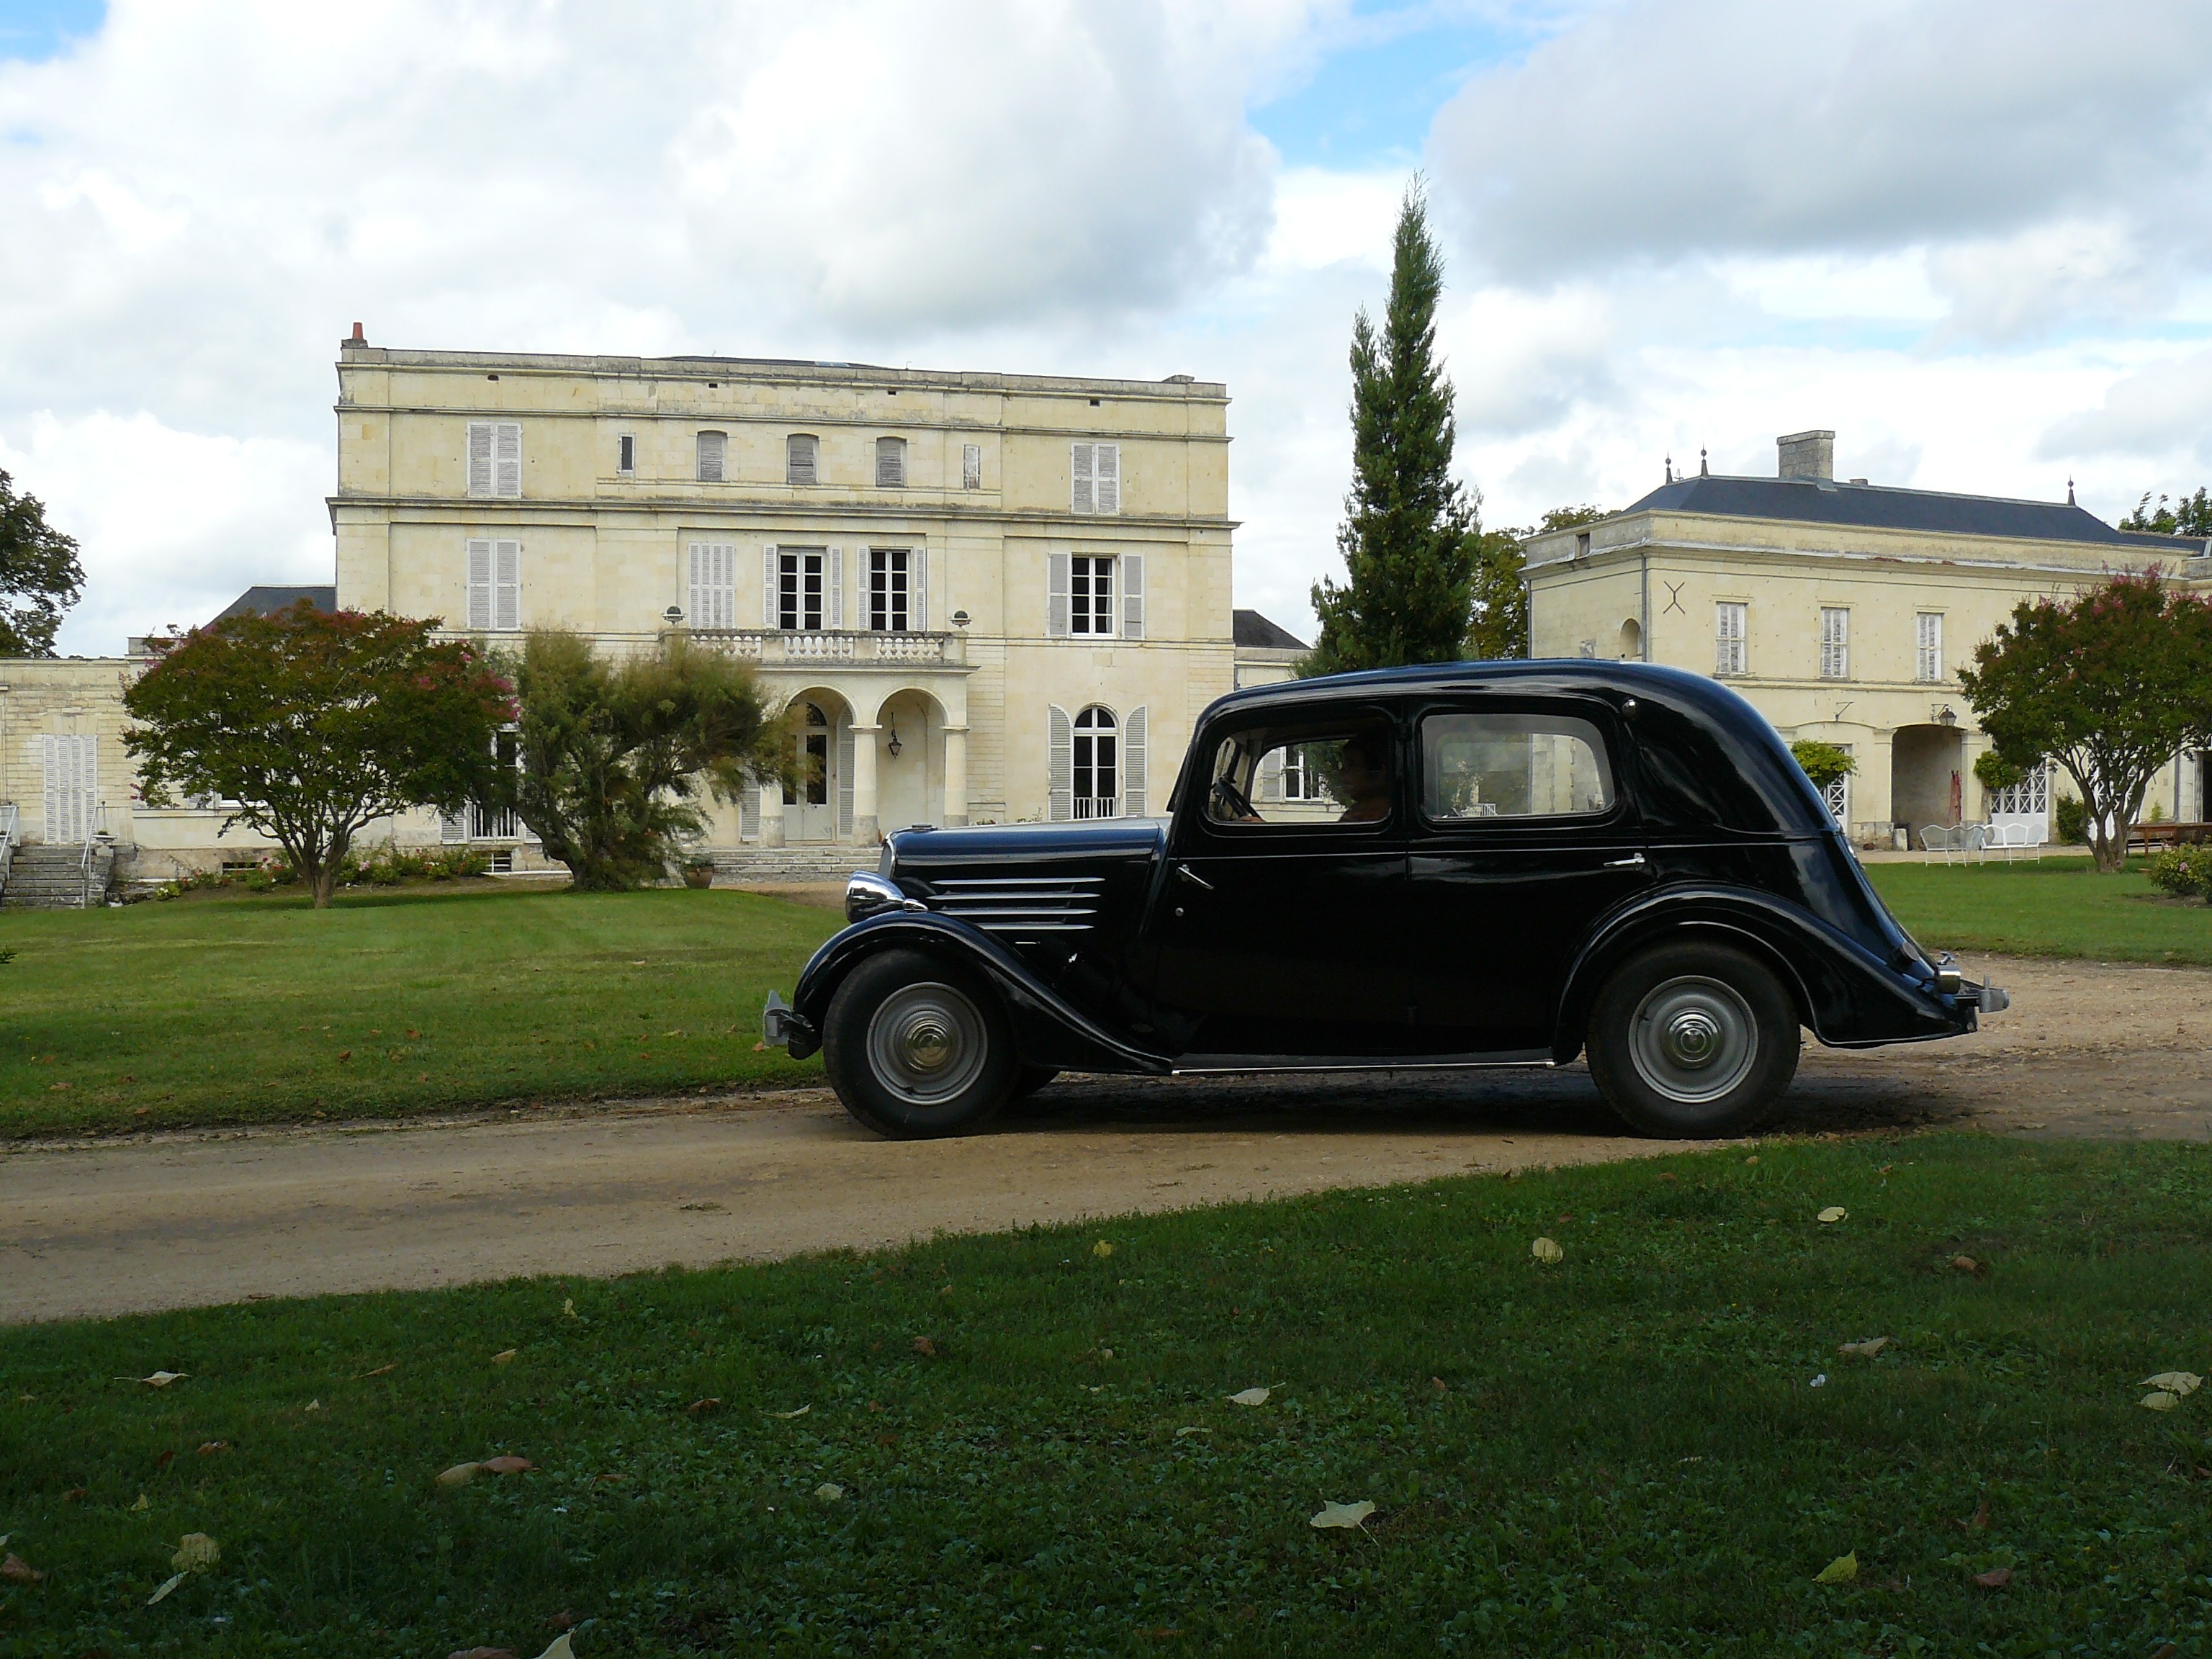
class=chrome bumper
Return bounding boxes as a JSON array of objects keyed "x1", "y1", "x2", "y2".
[
  {"x1": 763, "y1": 989, "x2": 797, "y2": 1046},
  {"x1": 1972, "y1": 981, "x2": 2010, "y2": 1014}
]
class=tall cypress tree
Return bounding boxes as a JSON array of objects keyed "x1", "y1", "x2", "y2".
[{"x1": 1305, "y1": 182, "x2": 1478, "y2": 675}]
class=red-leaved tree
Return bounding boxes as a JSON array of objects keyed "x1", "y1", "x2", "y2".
[
  {"x1": 124, "y1": 602, "x2": 515, "y2": 906},
  {"x1": 1958, "y1": 572, "x2": 2212, "y2": 872}
]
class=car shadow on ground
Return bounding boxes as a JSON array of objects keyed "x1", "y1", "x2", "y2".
[{"x1": 1002, "y1": 1061, "x2": 1968, "y2": 1141}]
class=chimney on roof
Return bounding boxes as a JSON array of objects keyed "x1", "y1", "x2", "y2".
[
  {"x1": 349, "y1": 321, "x2": 366, "y2": 344},
  {"x1": 1777, "y1": 430, "x2": 1833, "y2": 481}
]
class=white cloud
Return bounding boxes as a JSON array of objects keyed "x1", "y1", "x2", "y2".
[{"x1": 2038, "y1": 347, "x2": 2212, "y2": 476}]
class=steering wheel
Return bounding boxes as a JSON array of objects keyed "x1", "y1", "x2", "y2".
[{"x1": 1211, "y1": 773, "x2": 1256, "y2": 821}]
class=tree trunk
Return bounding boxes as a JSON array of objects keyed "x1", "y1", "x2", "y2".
[
  {"x1": 2091, "y1": 827, "x2": 2126, "y2": 873},
  {"x1": 311, "y1": 865, "x2": 337, "y2": 907}
]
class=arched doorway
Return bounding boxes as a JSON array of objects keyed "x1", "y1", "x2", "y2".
[
  {"x1": 782, "y1": 693, "x2": 852, "y2": 842},
  {"x1": 1891, "y1": 724, "x2": 1964, "y2": 835},
  {"x1": 873, "y1": 688, "x2": 948, "y2": 829}
]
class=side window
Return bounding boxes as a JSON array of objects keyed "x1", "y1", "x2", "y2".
[
  {"x1": 1420, "y1": 711, "x2": 1614, "y2": 821},
  {"x1": 1205, "y1": 718, "x2": 1393, "y2": 827}
]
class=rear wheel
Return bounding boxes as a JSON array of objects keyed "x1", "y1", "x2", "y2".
[
  {"x1": 1585, "y1": 942, "x2": 1800, "y2": 1137},
  {"x1": 822, "y1": 950, "x2": 1016, "y2": 1139}
]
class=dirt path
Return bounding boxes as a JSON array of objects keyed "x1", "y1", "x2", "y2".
[{"x1": 6, "y1": 953, "x2": 2208, "y2": 1325}]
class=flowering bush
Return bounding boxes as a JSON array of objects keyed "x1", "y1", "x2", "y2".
[{"x1": 2146, "y1": 845, "x2": 2212, "y2": 900}]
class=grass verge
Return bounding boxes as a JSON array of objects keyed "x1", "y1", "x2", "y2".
[
  {"x1": 1868, "y1": 855, "x2": 2212, "y2": 967},
  {"x1": 0, "y1": 886, "x2": 840, "y2": 1139},
  {"x1": 3, "y1": 1133, "x2": 2211, "y2": 1654}
]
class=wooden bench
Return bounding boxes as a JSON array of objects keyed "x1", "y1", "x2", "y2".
[{"x1": 2129, "y1": 822, "x2": 2212, "y2": 850}]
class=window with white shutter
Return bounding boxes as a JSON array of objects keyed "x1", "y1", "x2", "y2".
[
  {"x1": 467, "y1": 538, "x2": 521, "y2": 631},
  {"x1": 912, "y1": 547, "x2": 928, "y2": 631},
  {"x1": 1819, "y1": 607, "x2": 1849, "y2": 679},
  {"x1": 1120, "y1": 553, "x2": 1145, "y2": 639},
  {"x1": 696, "y1": 431, "x2": 727, "y2": 482},
  {"x1": 875, "y1": 436, "x2": 906, "y2": 487},
  {"x1": 1714, "y1": 601, "x2": 1747, "y2": 676},
  {"x1": 836, "y1": 723, "x2": 855, "y2": 835},
  {"x1": 739, "y1": 781, "x2": 760, "y2": 842},
  {"x1": 1916, "y1": 612, "x2": 1944, "y2": 683},
  {"x1": 1046, "y1": 552, "x2": 1071, "y2": 637},
  {"x1": 827, "y1": 546, "x2": 844, "y2": 629},
  {"x1": 467, "y1": 422, "x2": 523, "y2": 498},
  {"x1": 1123, "y1": 705, "x2": 1148, "y2": 817},
  {"x1": 40, "y1": 734, "x2": 96, "y2": 843},
  {"x1": 1070, "y1": 556, "x2": 1114, "y2": 636},
  {"x1": 1048, "y1": 704, "x2": 1074, "y2": 822},
  {"x1": 763, "y1": 545, "x2": 778, "y2": 626},
  {"x1": 689, "y1": 542, "x2": 736, "y2": 629},
  {"x1": 786, "y1": 433, "x2": 818, "y2": 485},
  {"x1": 1072, "y1": 706, "x2": 1118, "y2": 819},
  {"x1": 962, "y1": 443, "x2": 981, "y2": 490},
  {"x1": 1069, "y1": 442, "x2": 1121, "y2": 514}
]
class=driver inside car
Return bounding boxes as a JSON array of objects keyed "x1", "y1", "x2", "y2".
[{"x1": 1330, "y1": 731, "x2": 1390, "y2": 822}]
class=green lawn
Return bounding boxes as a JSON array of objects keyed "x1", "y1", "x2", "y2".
[
  {"x1": 0, "y1": 886, "x2": 840, "y2": 1139},
  {"x1": 4, "y1": 1133, "x2": 2211, "y2": 1653},
  {"x1": 1868, "y1": 855, "x2": 2212, "y2": 967}
]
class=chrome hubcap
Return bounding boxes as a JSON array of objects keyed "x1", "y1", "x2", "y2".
[
  {"x1": 866, "y1": 981, "x2": 987, "y2": 1107},
  {"x1": 1629, "y1": 976, "x2": 1757, "y2": 1105}
]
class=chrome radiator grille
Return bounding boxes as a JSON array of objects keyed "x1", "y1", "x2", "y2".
[{"x1": 926, "y1": 874, "x2": 1102, "y2": 934}]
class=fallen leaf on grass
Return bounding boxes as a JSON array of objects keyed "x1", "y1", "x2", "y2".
[
  {"x1": 764, "y1": 1405, "x2": 811, "y2": 1420},
  {"x1": 1808, "y1": 1372, "x2": 1829, "y2": 1389},
  {"x1": 685, "y1": 1398, "x2": 721, "y2": 1416},
  {"x1": 356, "y1": 1364, "x2": 397, "y2": 1380},
  {"x1": 2144, "y1": 1372, "x2": 2203, "y2": 1396},
  {"x1": 62, "y1": 1486, "x2": 86, "y2": 1501},
  {"x1": 130, "y1": 1494, "x2": 149, "y2": 1511},
  {"x1": 2141, "y1": 1391, "x2": 2181, "y2": 1411},
  {"x1": 1813, "y1": 1551, "x2": 1858, "y2": 1584},
  {"x1": 561, "y1": 1299, "x2": 579, "y2": 1320},
  {"x1": 124, "y1": 1371, "x2": 187, "y2": 1388},
  {"x1": 1959, "y1": 1499, "x2": 1990, "y2": 1532},
  {"x1": 1951, "y1": 1254, "x2": 1979, "y2": 1272},
  {"x1": 172, "y1": 1533, "x2": 218, "y2": 1571},
  {"x1": 146, "y1": 1570, "x2": 186, "y2": 1605},
  {"x1": 480, "y1": 1456, "x2": 533, "y2": 1475},
  {"x1": 1816, "y1": 1207, "x2": 1847, "y2": 1224},
  {"x1": 1973, "y1": 1566, "x2": 2013, "y2": 1588},
  {"x1": 0, "y1": 1552, "x2": 43, "y2": 1583},
  {"x1": 1530, "y1": 1237, "x2": 1563, "y2": 1264},
  {"x1": 196, "y1": 1441, "x2": 229, "y2": 1455},
  {"x1": 1226, "y1": 1387, "x2": 1272, "y2": 1407},
  {"x1": 447, "y1": 1649, "x2": 513, "y2": 1659},
  {"x1": 437, "y1": 1462, "x2": 482, "y2": 1487},
  {"x1": 1309, "y1": 1501, "x2": 1375, "y2": 1531},
  {"x1": 1092, "y1": 1241, "x2": 1114, "y2": 1259},
  {"x1": 814, "y1": 1483, "x2": 845, "y2": 1501},
  {"x1": 1430, "y1": 1377, "x2": 1448, "y2": 1395},
  {"x1": 1174, "y1": 1427, "x2": 1210, "y2": 1438},
  {"x1": 154, "y1": 1450, "x2": 176, "y2": 1467},
  {"x1": 912, "y1": 1336, "x2": 937, "y2": 1357},
  {"x1": 492, "y1": 1349, "x2": 518, "y2": 1365},
  {"x1": 537, "y1": 1638, "x2": 576, "y2": 1659},
  {"x1": 1838, "y1": 1337, "x2": 1894, "y2": 1357}
]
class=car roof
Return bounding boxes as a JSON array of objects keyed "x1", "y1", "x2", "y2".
[{"x1": 1210, "y1": 657, "x2": 1728, "y2": 714}]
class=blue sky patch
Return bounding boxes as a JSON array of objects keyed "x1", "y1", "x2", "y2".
[{"x1": 0, "y1": 0, "x2": 102, "y2": 63}]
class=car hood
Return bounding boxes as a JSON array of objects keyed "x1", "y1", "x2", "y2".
[{"x1": 886, "y1": 818, "x2": 1167, "y2": 869}]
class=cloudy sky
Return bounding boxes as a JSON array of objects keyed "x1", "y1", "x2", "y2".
[{"x1": 4, "y1": 0, "x2": 2212, "y2": 655}]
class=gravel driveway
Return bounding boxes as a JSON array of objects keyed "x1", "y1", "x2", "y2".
[{"x1": 5, "y1": 953, "x2": 2207, "y2": 1324}]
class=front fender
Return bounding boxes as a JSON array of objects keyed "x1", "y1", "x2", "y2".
[
  {"x1": 1551, "y1": 884, "x2": 1974, "y2": 1061},
  {"x1": 790, "y1": 912, "x2": 1171, "y2": 1075}
]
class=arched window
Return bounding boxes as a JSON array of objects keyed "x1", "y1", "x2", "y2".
[
  {"x1": 696, "y1": 430, "x2": 727, "y2": 482},
  {"x1": 1073, "y1": 705, "x2": 1118, "y2": 819},
  {"x1": 875, "y1": 435, "x2": 907, "y2": 487},
  {"x1": 786, "y1": 433, "x2": 819, "y2": 485}
]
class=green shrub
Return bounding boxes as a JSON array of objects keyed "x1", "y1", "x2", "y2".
[
  {"x1": 1789, "y1": 739, "x2": 1856, "y2": 791},
  {"x1": 2054, "y1": 794, "x2": 2089, "y2": 845},
  {"x1": 2146, "y1": 845, "x2": 2212, "y2": 899}
]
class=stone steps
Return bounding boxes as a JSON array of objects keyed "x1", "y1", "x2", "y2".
[
  {"x1": 710, "y1": 846, "x2": 873, "y2": 884},
  {"x1": 2, "y1": 845, "x2": 115, "y2": 909}
]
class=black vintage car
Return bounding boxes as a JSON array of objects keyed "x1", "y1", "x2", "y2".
[{"x1": 763, "y1": 662, "x2": 2004, "y2": 1139}]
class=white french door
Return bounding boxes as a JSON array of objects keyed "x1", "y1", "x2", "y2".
[{"x1": 42, "y1": 734, "x2": 97, "y2": 843}]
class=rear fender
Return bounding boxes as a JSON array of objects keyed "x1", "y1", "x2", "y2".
[
  {"x1": 1550, "y1": 886, "x2": 1971, "y2": 1061},
  {"x1": 791, "y1": 912, "x2": 1170, "y2": 1074}
]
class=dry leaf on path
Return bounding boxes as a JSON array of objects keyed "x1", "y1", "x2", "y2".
[
  {"x1": 1227, "y1": 1387, "x2": 1272, "y2": 1407},
  {"x1": 2144, "y1": 1372, "x2": 2203, "y2": 1395},
  {"x1": 1813, "y1": 1551, "x2": 1858, "y2": 1583},
  {"x1": 1309, "y1": 1500, "x2": 1375, "y2": 1530},
  {"x1": 1816, "y1": 1207, "x2": 1847, "y2": 1224},
  {"x1": 1530, "y1": 1237, "x2": 1563, "y2": 1264},
  {"x1": 1974, "y1": 1566, "x2": 2013, "y2": 1588},
  {"x1": 765, "y1": 1405, "x2": 811, "y2": 1420},
  {"x1": 436, "y1": 1462, "x2": 482, "y2": 1487},
  {"x1": 2141, "y1": 1390, "x2": 2181, "y2": 1411},
  {"x1": 1838, "y1": 1337, "x2": 1894, "y2": 1358},
  {"x1": 814, "y1": 1483, "x2": 845, "y2": 1501},
  {"x1": 172, "y1": 1533, "x2": 219, "y2": 1571},
  {"x1": 145, "y1": 1570, "x2": 187, "y2": 1605},
  {"x1": 0, "y1": 1552, "x2": 42, "y2": 1583},
  {"x1": 492, "y1": 1349, "x2": 518, "y2": 1366}
]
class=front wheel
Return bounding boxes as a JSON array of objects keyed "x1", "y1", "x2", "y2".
[
  {"x1": 822, "y1": 949, "x2": 1017, "y2": 1139},
  {"x1": 1585, "y1": 942, "x2": 1800, "y2": 1137}
]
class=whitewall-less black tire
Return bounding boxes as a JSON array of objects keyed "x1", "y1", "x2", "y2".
[
  {"x1": 822, "y1": 949, "x2": 1017, "y2": 1139},
  {"x1": 1585, "y1": 941, "x2": 1801, "y2": 1137}
]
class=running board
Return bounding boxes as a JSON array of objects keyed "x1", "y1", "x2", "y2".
[{"x1": 1169, "y1": 1051, "x2": 1555, "y2": 1076}]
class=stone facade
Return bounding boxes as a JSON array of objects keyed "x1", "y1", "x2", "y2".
[{"x1": 1524, "y1": 433, "x2": 2212, "y2": 844}]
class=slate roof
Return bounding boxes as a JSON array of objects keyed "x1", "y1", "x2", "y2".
[
  {"x1": 1620, "y1": 475, "x2": 2205, "y2": 552},
  {"x1": 212, "y1": 585, "x2": 337, "y2": 621},
  {"x1": 1233, "y1": 608, "x2": 1308, "y2": 650}
]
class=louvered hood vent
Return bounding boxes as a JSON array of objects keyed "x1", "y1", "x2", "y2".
[{"x1": 927, "y1": 875, "x2": 1102, "y2": 935}]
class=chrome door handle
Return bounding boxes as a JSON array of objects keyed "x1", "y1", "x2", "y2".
[
  {"x1": 1604, "y1": 853, "x2": 1647, "y2": 869},
  {"x1": 1175, "y1": 863, "x2": 1215, "y2": 891}
]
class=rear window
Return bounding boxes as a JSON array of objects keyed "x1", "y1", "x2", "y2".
[{"x1": 1421, "y1": 711, "x2": 1614, "y2": 820}]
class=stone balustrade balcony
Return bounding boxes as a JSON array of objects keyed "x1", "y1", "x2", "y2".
[{"x1": 691, "y1": 629, "x2": 967, "y2": 668}]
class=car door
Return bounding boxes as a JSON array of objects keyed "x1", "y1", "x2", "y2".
[
  {"x1": 1143, "y1": 706, "x2": 1411, "y2": 1059},
  {"x1": 1395, "y1": 698, "x2": 1651, "y2": 1056}
]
